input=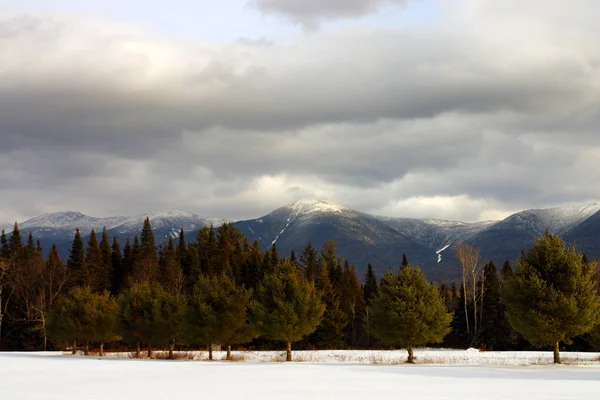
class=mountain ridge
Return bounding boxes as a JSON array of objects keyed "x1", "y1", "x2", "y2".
[{"x1": 3, "y1": 199, "x2": 600, "y2": 281}]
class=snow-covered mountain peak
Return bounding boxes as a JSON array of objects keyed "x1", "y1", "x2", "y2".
[
  {"x1": 503, "y1": 202, "x2": 600, "y2": 235},
  {"x1": 288, "y1": 199, "x2": 351, "y2": 215}
]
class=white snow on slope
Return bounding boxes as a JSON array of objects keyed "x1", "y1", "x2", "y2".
[
  {"x1": 436, "y1": 244, "x2": 450, "y2": 263},
  {"x1": 1, "y1": 352, "x2": 599, "y2": 400},
  {"x1": 289, "y1": 199, "x2": 350, "y2": 215}
]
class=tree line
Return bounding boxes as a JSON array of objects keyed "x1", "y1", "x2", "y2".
[{"x1": 1, "y1": 220, "x2": 599, "y2": 363}]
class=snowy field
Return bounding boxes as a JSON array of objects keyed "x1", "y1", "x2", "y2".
[{"x1": 1, "y1": 352, "x2": 600, "y2": 400}]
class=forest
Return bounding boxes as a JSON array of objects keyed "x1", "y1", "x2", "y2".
[{"x1": 1, "y1": 218, "x2": 599, "y2": 363}]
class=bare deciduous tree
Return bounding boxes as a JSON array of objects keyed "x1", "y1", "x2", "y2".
[{"x1": 456, "y1": 242, "x2": 484, "y2": 344}]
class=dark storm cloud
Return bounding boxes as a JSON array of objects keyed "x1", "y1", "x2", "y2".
[{"x1": 1, "y1": 1, "x2": 600, "y2": 223}]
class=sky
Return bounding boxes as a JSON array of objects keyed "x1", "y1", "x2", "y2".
[{"x1": 1, "y1": 0, "x2": 600, "y2": 223}]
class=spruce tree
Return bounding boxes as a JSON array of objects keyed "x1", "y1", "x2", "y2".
[
  {"x1": 86, "y1": 230, "x2": 104, "y2": 291},
  {"x1": 67, "y1": 229, "x2": 88, "y2": 287},
  {"x1": 160, "y1": 237, "x2": 183, "y2": 295},
  {"x1": 364, "y1": 263, "x2": 378, "y2": 306},
  {"x1": 252, "y1": 261, "x2": 325, "y2": 361},
  {"x1": 501, "y1": 260, "x2": 513, "y2": 281},
  {"x1": 501, "y1": 233, "x2": 600, "y2": 363},
  {"x1": 185, "y1": 273, "x2": 256, "y2": 360},
  {"x1": 300, "y1": 242, "x2": 320, "y2": 283},
  {"x1": 369, "y1": 266, "x2": 452, "y2": 363},
  {"x1": 270, "y1": 243, "x2": 279, "y2": 267},
  {"x1": 99, "y1": 228, "x2": 113, "y2": 290},
  {"x1": 9, "y1": 222, "x2": 23, "y2": 258},
  {"x1": 26, "y1": 232, "x2": 35, "y2": 256},
  {"x1": 309, "y1": 265, "x2": 347, "y2": 348},
  {"x1": 111, "y1": 237, "x2": 123, "y2": 295},
  {"x1": 401, "y1": 253, "x2": 409, "y2": 268},
  {"x1": 479, "y1": 261, "x2": 512, "y2": 350},
  {"x1": 0, "y1": 230, "x2": 9, "y2": 260}
]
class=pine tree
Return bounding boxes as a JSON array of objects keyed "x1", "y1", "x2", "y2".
[
  {"x1": 270, "y1": 243, "x2": 279, "y2": 267},
  {"x1": 290, "y1": 249, "x2": 297, "y2": 264},
  {"x1": 26, "y1": 232, "x2": 35, "y2": 256},
  {"x1": 86, "y1": 230, "x2": 104, "y2": 292},
  {"x1": 9, "y1": 223, "x2": 23, "y2": 258},
  {"x1": 501, "y1": 260, "x2": 512, "y2": 282},
  {"x1": 160, "y1": 237, "x2": 183, "y2": 295},
  {"x1": 131, "y1": 218, "x2": 158, "y2": 283},
  {"x1": 363, "y1": 263, "x2": 378, "y2": 306},
  {"x1": 401, "y1": 253, "x2": 409, "y2": 268},
  {"x1": 0, "y1": 230, "x2": 9, "y2": 260},
  {"x1": 99, "y1": 228, "x2": 113, "y2": 290},
  {"x1": 185, "y1": 273, "x2": 256, "y2": 360},
  {"x1": 501, "y1": 232, "x2": 600, "y2": 363},
  {"x1": 300, "y1": 242, "x2": 320, "y2": 283},
  {"x1": 309, "y1": 265, "x2": 347, "y2": 348},
  {"x1": 369, "y1": 266, "x2": 452, "y2": 363},
  {"x1": 67, "y1": 229, "x2": 88, "y2": 287},
  {"x1": 36, "y1": 240, "x2": 42, "y2": 255},
  {"x1": 48, "y1": 287, "x2": 120, "y2": 356},
  {"x1": 118, "y1": 281, "x2": 186, "y2": 358},
  {"x1": 111, "y1": 237, "x2": 124, "y2": 295},
  {"x1": 252, "y1": 261, "x2": 325, "y2": 361},
  {"x1": 479, "y1": 261, "x2": 512, "y2": 350}
]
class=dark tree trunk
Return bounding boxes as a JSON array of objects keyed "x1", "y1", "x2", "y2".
[
  {"x1": 226, "y1": 345, "x2": 232, "y2": 361},
  {"x1": 136, "y1": 342, "x2": 141, "y2": 359},
  {"x1": 553, "y1": 341, "x2": 561, "y2": 364},
  {"x1": 72, "y1": 339, "x2": 77, "y2": 355},
  {"x1": 84, "y1": 341, "x2": 89, "y2": 356},
  {"x1": 286, "y1": 341, "x2": 292, "y2": 362},
  {"x1": 208, "y1": 345, "x2": 213, "y2": 361},
  {"x1": 407, "y1": 344, "x2": 415, "y2": 364},
  {"x1": 99, "y1": 343, "x2": 104, "y2": 357},
  {"x1": 169, "y1": 342, "x2": 175, "y2": 360},
  {"x1": 147, "y1": 345, "x2": 153, "y2": 358}
]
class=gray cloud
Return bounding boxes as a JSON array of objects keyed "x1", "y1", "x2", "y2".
[
  {"x1": 1, "y1": 1, "x2": 600, "y2": 224},
  {"x1": 250, "y1": 0, "x2": 412, "y2": 28}
]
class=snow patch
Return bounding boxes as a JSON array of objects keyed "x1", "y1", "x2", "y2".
[{"x1": 436, "y1": 244, "x2": 450, "y2": 263}]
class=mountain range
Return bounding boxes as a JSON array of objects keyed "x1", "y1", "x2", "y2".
[{"x1": 3, "y1": 199, "x2": 600, "y2": 282}]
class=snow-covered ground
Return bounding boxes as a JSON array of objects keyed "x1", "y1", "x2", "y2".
[{"x1": 1, "y1": 351, "x2": 600, "y2": 400}]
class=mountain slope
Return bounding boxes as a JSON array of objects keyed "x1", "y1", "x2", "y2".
[
  {"x1": 236, "y1": 200, "x2": 439, "y2": 278},
  {"x1": 4, "y1": 200, "x2": 600, "y2": 282}
]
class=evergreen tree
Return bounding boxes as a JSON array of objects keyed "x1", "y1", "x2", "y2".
[
  {"x1": 185, "y1": 273, "x2": 256, "y2": 360},
  {"x1": 369, "y1": 266, "x2": 452, "y2": 363},
  {"x1": 86, "y1": 230, "x2": 104, "y2": 292},
  {"x1": 0, "y1": 230, "x2": 9, "y2": 260},
  {"x1": 290, "y1": 249, "x2": 297, "y2": 264},
  {"x1": 111, "y1": 237, "x2": 124, "y2": 295},
  {"x1": 501, "y1": 260, "x2": 513, "y2": 282},
  {"x1": 401, "y1": 253, "x2": 409, "y2": 268},
  {"x1": 309, "y1": 265, "x2": 347, "y2": 348},
  {"x1": 131, "y1": 218, "x2": 159, "y2": 283},
  {"x1": 160, "y1": 237, "x2": 183, "y2": 295},
  {"x1": 300, "y1": 242, "x2": 320, "y2": 283},
  {"x1": 26, "y1": 232, "x2": 35, "y2": 256},
  {"x1": 67, "y1": 229, "x2": 88, "y2": 287},
  {"x1": 363, "y1": 263, "x2": 378, "y2": 306},
  {"x1": 252, "y1": 261, "x2": 325, "y2": 361},
  {"x1": 99, "y1": 228, "x2": 113, "y2": 291},
  {"x1": 118, "y1": 281, "x2": 185, "y2": 358},
  {"x1": 48, "y1": 287, "x2": 119, "y2": 356},
  {"x1": 501, "y1": 233, "x2": 600, "y2": 363},
  {"x1": 479, "y1": 261, "x2": 512, "y2": 350},
  {"x1": 270, "y1": 243, "x2": 279, "y2": 267},
  {"x1": 9, "y1": 223, "x2": 23, "y2": 258},
  {"x1": 36, "y1": 240, "x2": 42, "y2": 255}
]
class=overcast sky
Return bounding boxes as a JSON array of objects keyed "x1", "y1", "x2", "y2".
[{"x1": 1, "y1": 0, "x2": 599, "y2": 223}]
